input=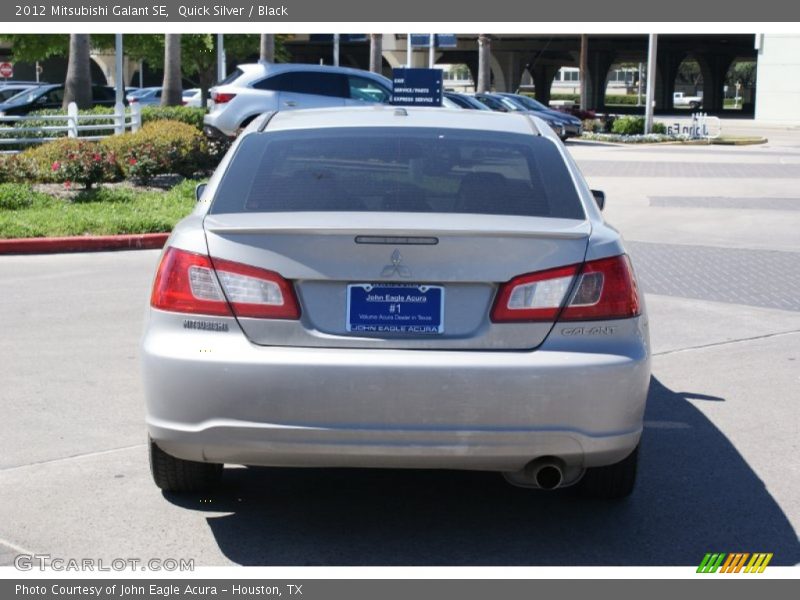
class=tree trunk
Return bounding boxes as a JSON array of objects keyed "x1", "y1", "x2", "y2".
[
  {"x1": 162, "y1": 34, "x2": 183, "y2": 106},
  {"x1": 477, "y1": 34, "x2": 491, "y2": 93},
  {"x1": 260, "y1": 34, "x2": 275, "y2": 63},
  {"x1": 369, "y1": 34, "x2": 383, "y2": 74},
  {"x1": 198, "y1": 64, "x2": 215, "y2": 110},
  {"x1": 63, "y1": 34, "x2": 92, "y2": 110}
]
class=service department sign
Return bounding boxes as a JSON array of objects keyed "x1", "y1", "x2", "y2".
[{"x1": 391, "y1": 68, "x2": 443, "y2": 107}]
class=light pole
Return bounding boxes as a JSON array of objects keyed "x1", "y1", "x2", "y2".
[
  {"x1": 115, "y1": 34, "x2": 124, "y2": 106},
  {"x1": 216, "y1": 33, "x2": 226, "y2": 82},
  {"x1": 644, "y1": 34, "x2": 658, "y2": 134}
]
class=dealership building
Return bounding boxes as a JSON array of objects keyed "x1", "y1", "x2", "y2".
[{"x1": 1, "y1": 33, "x2": 798, "y2": 123}]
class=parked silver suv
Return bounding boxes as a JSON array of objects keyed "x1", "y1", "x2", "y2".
[{"x1": 203, "y1": 62, "x2": 393, "y2": 138}]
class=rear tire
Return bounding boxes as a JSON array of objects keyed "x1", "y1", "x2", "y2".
[
  {"x1": 575, "y1": 445, "x2": 639, "y2": 499},
  {"x1": 235, "y1": 115, "x2": 258, "y2": 137},
  {"x1": 149, "y1": 437, "x2": 223, "y2": 492}
]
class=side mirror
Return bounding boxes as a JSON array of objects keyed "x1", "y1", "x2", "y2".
[
  {"x1": 195, "y1": 182, "x2": 207, "y2": 202},
  {"x1": 591, "y1": 189, "x2": 605, "y2": 211}
]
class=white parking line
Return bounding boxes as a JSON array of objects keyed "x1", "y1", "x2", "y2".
[
  {"x1": 0, "y1": 444, "x2": 146, "y2": 473},
  {"x1": 0, "y1": 536, "x2": 37, "y2": 558},
  {"x1": 652, "y1": 329, "x2": 800, "y2": 357}
]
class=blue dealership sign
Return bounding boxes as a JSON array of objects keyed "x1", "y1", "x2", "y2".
[
  {"x1": 409, "y1": 34, "x2": 458, "y2": 48},
  {"x1": 309, "y1": 34, "x2": 368, "y2": 42},
  {"x1": 436, "y1": 34, "x2": 458, "y2": 48},
  {"x1": 391, "y1": 68, "x2": 443, "y2": 107}
]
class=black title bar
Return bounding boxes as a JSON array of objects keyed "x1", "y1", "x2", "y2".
[{"x1": 2, "y1": 0, "x2": 800, "y2": 22}]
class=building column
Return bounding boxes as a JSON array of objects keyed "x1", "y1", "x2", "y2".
[
  {"x1": 498, "y1": 52, "x2": 525, "y2": 92},
  {"x1": 90, "y1": 51, "x2": 137, "y2": 87},
  {"x1": 530, "y1": 64, "x2": 560, "y2": 105},
  {"x1": 655, "y1": 51, "x2": 685, "y2": 110},
  {"x1": 588, "y1": 50, "x2": 615, "y2": 111},
  {"x1": 697, "y1": 53, "x2": 736, "y2": 112}
]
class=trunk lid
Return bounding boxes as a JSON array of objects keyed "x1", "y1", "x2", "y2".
[{"x1": 204, "y1": 212, "x2": 590, "y2": 350}]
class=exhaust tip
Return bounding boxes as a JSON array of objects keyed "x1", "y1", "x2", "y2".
[{"x1": 535, "y1": 465, "x2": 563, "y2": 490}]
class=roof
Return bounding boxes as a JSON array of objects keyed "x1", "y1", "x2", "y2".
[
  {"x1": 233, "y1": 62, "x2": 393, "y2": 86},
  {"x1": 263, "y1": 105, "x2": 542, "y2": 136}
]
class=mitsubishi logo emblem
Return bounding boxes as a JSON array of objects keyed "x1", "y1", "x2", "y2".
[{"x1": 381, "y1": 249, "x2": 412, "y2": 278}]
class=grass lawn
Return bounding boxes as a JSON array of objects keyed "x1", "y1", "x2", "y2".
[{"x1": 0, "y1": 179, "x2": 198, "y2": 239}]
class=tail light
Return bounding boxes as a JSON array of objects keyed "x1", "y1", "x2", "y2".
[
  {"x1": 491, "y1": 255, "x2": 640, "y2": 322},
  {"x1": 151, "y1": 247, "x2": 300, "y2": 320},
  {"x1": 491, "y1": 264, "x2": 579, "y2": 322},
  {"x1": 210, "y1": 91, "x2": 236, "y2": 104}
]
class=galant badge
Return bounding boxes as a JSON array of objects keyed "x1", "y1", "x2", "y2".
[{"x1": 381, "y1": 249, "x2": 412, "y2": 278}]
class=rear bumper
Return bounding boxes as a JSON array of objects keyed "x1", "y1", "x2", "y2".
[
  {"x1": 203, "y1": 123, "x2": 234, "y2": 141},
  {"x1": 142, "y1": 312, "x2": 650, "y2": 473}
]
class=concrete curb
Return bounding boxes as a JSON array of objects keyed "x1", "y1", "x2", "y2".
[{"x1": 0, "y1": 233, "x2": 169, "y2": 255}]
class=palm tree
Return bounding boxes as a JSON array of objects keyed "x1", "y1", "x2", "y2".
[
  {"x1": 63, "y1": 34, "x2": 92, "y2": 109},
  {"x1": 260, "y1": 34, "x2": 274, "y2": 62},
  {"x1": 476, "y1": 34, "x2": 491, "y2": 93},
  {"x1": 162, "y1": 34, "x2": 182, "y2": 106}
]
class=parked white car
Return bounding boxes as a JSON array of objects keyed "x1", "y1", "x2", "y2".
[
  {"x1": 182, "y1": 88, "x2": 202, "y2": 107},
  {"x1": 203, "y1": 62, "x2": 393, "y2": 138}
]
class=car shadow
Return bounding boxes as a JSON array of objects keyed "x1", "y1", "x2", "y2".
[{"x1": 163, "y1": 376, "x2": 800, "y2": 566}]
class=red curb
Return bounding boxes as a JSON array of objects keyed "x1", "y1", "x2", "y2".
[{"x1": 0, "y1": 233, "x2": 169, "y2": 255}]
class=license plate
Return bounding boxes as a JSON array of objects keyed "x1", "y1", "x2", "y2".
[{"x1": 347, "y1": 284, "x2": 444, "y2": 334}]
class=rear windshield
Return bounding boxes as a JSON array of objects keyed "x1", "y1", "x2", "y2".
[
  {"x1": 218, "y1": 68, "x2": 244, "y2": 86},
  {"x1": 210, "y1": 127, "x2": 584, "y2": 219}
]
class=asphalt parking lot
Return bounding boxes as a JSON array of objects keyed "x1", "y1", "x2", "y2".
[{"x1": 1, "y1": 124, "x2": 799, "y2": 567}]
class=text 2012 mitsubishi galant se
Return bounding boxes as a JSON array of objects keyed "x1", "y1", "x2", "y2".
[{"x1": 141, "y1": 106, "x2": 650, "y2": 499}]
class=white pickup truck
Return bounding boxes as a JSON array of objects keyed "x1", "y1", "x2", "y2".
[{"x1": 673, "y1": 92, "x2": 703, "y2": 109}]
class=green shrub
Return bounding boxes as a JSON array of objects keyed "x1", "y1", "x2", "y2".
[
  {"x1": 139, "y1": 106, "x2": 227, "y2": 167},
  {"x1": 550, "y1": 93, "x2": 580, "y2": 102},
  {"x1": 604, "y1": 94, "x2": 642, "y2": 106},
  {"x1": 0, "y1": 183, "x2": 50, "y2": 210},
  {"x1": 0, "y1": 154, "x2": 34, "y2": 184},
  {"x1": 611, "y1": 116, "x2": 645, "y2": 135},
  {"x1": 523, "y1": 92, "x2": 642, "y2": 108},
  {"x1": 50, "y1": 141, "x2": 121, "y2": 189},
  {"x1": 22, "y1": 138, "x2": 88, "y2": 183},
  {"x1": 101, "y1": 120, "x2": 209, "y2": 184},
  {"x1": 609, "y1": 116, "x2": 667, "y2": 136},
  {"x1": 22, "y1": 137, "x2": 120, "y2": 188},
  {"x1": 139, "y1": 106, "x2": 206, "y2": 131}
]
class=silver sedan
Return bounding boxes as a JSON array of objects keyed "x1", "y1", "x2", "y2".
[{"x1": 142, "y1": 106, "x2": 650, "y2": 498}]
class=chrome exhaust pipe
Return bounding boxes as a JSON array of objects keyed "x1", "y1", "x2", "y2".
[{"x1": 534, "y1": 464, "x2": 563, "y2": 490}]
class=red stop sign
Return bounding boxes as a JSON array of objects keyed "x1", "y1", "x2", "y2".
[{"x1": 0, "y1": 63, "x2": 13, "y2": 78}]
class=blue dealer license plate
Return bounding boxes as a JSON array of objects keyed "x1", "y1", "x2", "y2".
[{"x1": 347, "y1": 284, "x2": 444, "y2": 334}]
